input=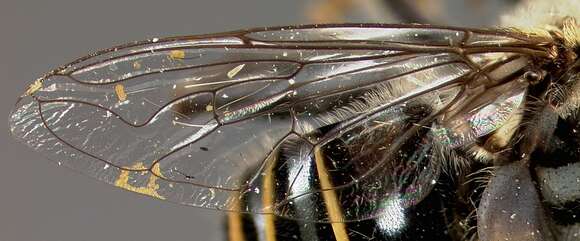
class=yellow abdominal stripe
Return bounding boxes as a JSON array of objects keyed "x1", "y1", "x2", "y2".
[
  {"x1": 169, "y1": 50, "x2": 186, "y2": 60},
  {"x1": 261, "y1": 152, "x2": 278, "y2": 241},
  {"x1": 314, "y1": 147, "x2": 350, "y2": 241},
  {"x1": 114, "y1": 162, "x2": 166, "y2": 200},
  {"x1": 25, "y1": 79, "x2": 43, "y2": 96}
]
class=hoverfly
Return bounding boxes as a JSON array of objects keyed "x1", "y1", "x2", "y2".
[{"x1": 8, "y1": 2, "x2": 580, "y2": 241}]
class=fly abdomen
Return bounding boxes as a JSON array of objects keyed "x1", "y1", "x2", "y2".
[
  {"x1": 477, "y1": 161, "x2": 555, "y2": 241},
  {"x1": 534, "y1": 117, "x2": 580, "y2": 239},
  {"x1": 531, "y1": 110, "x2": 580, "y2": 240}
]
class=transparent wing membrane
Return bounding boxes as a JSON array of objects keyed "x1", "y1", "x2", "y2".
[{"x1": 9, "y1": 24, "x2": 547, "y2": 222}]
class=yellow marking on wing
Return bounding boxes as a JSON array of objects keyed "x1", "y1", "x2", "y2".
[
  {"x1": 262, "y1": 154, "x2": 277, "y2": 241},
  {"x1": 150, "y1": 162, "x2": 165, "y2": 178},
  {"x1": 205, "y1": 104, "x2": 214, "y2": 112},
  {"x1": 114, "y1": 162, "x2": 165, "y2": 200},
  {"x1": 169, "y1": 50, "x2": 186, "y2": 60},
  {"x1": 25, "y1": 79, "x2": 43, "y2": 96},
  {"x1": 314, "y1": 146, "x2": 350, "y2": 241},
  {"x1": 227, "y1": 64, "x2": 245, "y2": 79},
  {"x1": 114, "y1": 84, "x2": 127, "y2": 102},
  {"x1": 133, "y1": 61, "x2": 142, "y2": 70}
]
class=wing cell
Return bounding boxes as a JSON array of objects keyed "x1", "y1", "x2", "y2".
[{"x1": 245, "y1": 26, "x2": 466, "y2": 46}]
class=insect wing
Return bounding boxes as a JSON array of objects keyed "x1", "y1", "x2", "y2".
[{"x1": 9, "y1": 24, "x2": 541, "y2": 222}]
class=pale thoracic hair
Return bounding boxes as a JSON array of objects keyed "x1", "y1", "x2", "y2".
[{"x1": 501, "y1": 0, "x2": 580, "y2": 49}]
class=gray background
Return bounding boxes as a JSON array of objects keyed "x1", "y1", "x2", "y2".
[
  {"x1": 0, "y1": 1, "x2": 515, "y2": 241},
  {"x1": 0, "y1": 1, "x2": 311, "y2": 241}
]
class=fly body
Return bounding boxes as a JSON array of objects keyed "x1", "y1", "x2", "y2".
[{"x1": 8, "y1": 1, "x2": 580, "y2": 240}]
